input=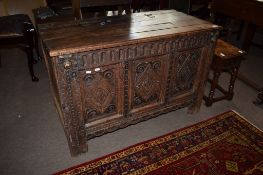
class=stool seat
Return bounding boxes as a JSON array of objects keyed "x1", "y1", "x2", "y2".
[
  {"x1": 0, "y1": 14, "x2": 39, "y2": 82},
  {"x1": 204, "y1": 39, "x2": 246, "y2": 106},
  {"x1": 214, "y1": 39, "x2": 245, "y2": 59},
  {"x1": 0, "y1": 14, "x2": 30, "y2": 38}
]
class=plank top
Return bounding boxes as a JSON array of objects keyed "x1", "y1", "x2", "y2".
[{"x1": 39, "y1": 10, "x2": 220, "y2": 57}]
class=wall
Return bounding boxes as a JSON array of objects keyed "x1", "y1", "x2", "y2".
[
  {"x1": 0, "y1": 0, "x2": 8, "y2": 16},
  {"x1": 1, "y1": 0, "x2": 46, "y2": 20}
]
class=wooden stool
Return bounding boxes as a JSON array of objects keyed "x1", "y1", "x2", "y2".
[
  {"x1": 0, "y1": 14, "x2": 39, "y2": 82},
  {"x1": 204, "y1": 39, "x2": 246, "y2": 106}
]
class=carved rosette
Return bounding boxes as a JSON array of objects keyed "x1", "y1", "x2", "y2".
[
  {"x1": 172, "y1": 49, "x2": 201, "y2": 95},
  {"x1": 83, "y1": 70, "x2": 116, "y2": 123},
  {"x1": 133, "y1": 60, "x2": 162, "y2": 107},
  {"x1": 57, "y1": 54, "x2": 84, "y2": 81}
]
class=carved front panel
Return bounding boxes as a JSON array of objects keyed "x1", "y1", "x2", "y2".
[
  {"x1": 169, "y1": 49, "x2": 202, "y2": 101},
  {"x1": 79, "y1": 64, "x2": 124, "y2": 124},
  {"x1": 129, "y1": 55, "x2": 169, "y2": 113}
]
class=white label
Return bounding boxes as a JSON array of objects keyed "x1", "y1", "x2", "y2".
[
  {"x1": 95, "y1": 68, "x2": 101, "y2": 72},
  {"x1": 220, "y1": 53, "x2": 226, "y2": 57},
  {"x1": 86, "y1": 70, "x2": 92, "y2": 74}
]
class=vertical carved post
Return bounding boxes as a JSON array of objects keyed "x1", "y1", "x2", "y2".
[
  {"x1": 165, "y1": 52, "x2": 175, "y2": 104},
  {"x1": 227, "y1": 62, "x2": 240, "y2": 100},
  {"x1": 123, "y1": 61, "x2": 129, "y2": 116},
  {"x1": 56, "y1": 55, "x2": 88, "y2": 156}
]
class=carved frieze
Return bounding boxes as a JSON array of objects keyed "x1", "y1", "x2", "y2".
[
  {"x1": 56, "y1": 31, "x2": 210, "y2": 70},
  {"x1": 69, "y1": 31, "x2": 212, "y2": 69},
  {"x1": 171, "y1": 32, "x2": 211, "y2": 51}
]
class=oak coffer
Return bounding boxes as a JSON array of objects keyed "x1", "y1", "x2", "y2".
[{"x1": 39, "y1": 10, "x2": 220, "y2": 156}]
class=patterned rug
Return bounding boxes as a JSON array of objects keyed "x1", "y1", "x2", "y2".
[{"x1": 54, "y1": 111, "x2": 263, "y2": 175}]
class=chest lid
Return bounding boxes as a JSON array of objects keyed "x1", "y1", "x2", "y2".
[{"x1": 39, "y1": 10, "x2": 220, "y2": 57}]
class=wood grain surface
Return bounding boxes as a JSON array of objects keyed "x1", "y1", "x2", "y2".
[{"x1": 39, "y1": 10, "x2": 219, "y2": 56}]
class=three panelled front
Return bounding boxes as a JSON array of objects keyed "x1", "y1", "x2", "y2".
[{"x1": 57, "y1": 32, "x2": 211, "y2": 132}]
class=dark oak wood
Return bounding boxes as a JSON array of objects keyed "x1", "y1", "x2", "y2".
[
  {"x1": 211, "y1": 0, "x2": 263, "y2": 51},
  {"x1": 204, "y1": 39, "x2": 246, "y2": 106},
  {"x1": 39, "y1": 10, "x2": 220, "y2": 156}
]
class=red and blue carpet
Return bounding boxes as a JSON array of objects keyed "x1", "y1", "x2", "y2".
[{"x1": 55, "y1": 110, "x2": 263, "y2": 175}]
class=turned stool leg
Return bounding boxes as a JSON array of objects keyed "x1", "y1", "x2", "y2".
[
  {"x1": 206, "y1": 71, "x2": 220, "y2": 106},
  {"x1": 227, "y1": 67, "x2": 239, "y2": 100},
  {"x1": 25, "y1": 25, "x2": 39, "y2": 82},
  {"x1": 34, "y1": 29, "x2": 41, "y2": 61},
  {"x1": 25, "y1": 46, "x2": 39, "y2": 82}
]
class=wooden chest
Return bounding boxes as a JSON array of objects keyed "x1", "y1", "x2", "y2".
[{"x1": 39, "y1": 10, "x2": 220, "y2": 156}]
